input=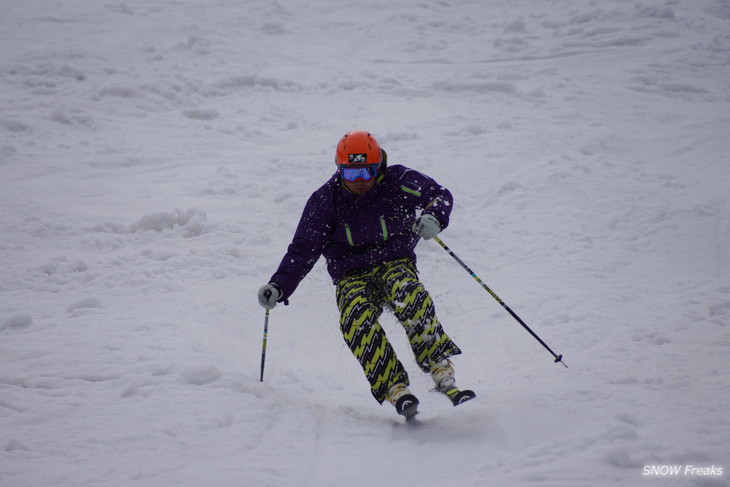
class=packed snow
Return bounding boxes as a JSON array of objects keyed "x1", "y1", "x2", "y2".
[{"x1": 1, "y1": 0, "x2": 729, "y2": 486}]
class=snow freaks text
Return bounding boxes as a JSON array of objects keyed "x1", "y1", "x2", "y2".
[{"x1": 642, "y1": 465, "x2": 724, "y2": 478}]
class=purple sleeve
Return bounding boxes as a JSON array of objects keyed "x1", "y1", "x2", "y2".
[
  {"x1": 397, "y1": 167, "x2": 453, "y2": 229},
  {"x1": 269, "y1": 185, "x2": 335, "y2": 302}
]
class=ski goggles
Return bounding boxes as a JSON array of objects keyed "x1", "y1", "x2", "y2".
[{"x1": 339, "y1": 164, "x2": 379, "y2": 182}]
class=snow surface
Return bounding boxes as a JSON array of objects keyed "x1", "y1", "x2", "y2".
[{"x1": 1, "y1": 0, "x2": 729, "y2": 486}]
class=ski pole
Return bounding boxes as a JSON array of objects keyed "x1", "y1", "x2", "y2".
[
  {"x1": 259, "y1": 308, "x2": 270, "y2": 381},
  {"x1": 433, "y1": 236, "x2": 567, "y2": 368}
]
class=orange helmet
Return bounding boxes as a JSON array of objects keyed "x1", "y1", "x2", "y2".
[{"x1": 335, "y1": 131, "x2": 382, "y2": 166}]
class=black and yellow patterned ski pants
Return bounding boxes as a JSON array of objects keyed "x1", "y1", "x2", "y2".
[{"x1": 335, "y1": 258, "x2": 462, "y2": 404}]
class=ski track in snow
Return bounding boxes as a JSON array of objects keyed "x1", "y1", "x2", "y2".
[{"x1": 1, "y1": 1, "x2": 729, "y2": 486}]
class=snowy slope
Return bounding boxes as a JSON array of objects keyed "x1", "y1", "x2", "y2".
[{"x1": 1, "y1": 1, "x2": 729, "y2": 486}]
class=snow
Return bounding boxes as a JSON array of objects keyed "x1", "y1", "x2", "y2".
[{"x1": 1, "y1": 0, "x2": 729, "y2": 486}]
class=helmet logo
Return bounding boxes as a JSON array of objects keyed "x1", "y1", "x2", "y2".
[{"x1": 349, "y1": 153, "x2": 367, "y2": 163}]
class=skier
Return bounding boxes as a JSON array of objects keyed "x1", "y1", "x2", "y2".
[{"x1": 257, "y1": 130, "x2": 473, "y2": 420}]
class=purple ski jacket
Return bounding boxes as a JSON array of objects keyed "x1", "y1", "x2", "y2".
[{"x1": 269, "y1": 163, "x2": 453, "y2": 302}]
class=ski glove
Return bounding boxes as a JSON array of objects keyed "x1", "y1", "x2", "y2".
[
  {"x1": 258, "y1": 283, "x2": 281, "y2": 309},
  {"x1": 412, "y1": 214, "x2": 442, "y2": 240}
]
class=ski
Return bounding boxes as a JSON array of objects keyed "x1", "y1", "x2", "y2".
[{"x1": 439, "y1": 386, "x2": 476, "y2": 406}]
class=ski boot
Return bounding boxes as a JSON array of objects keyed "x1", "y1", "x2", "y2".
[
  {"x1": 387, "y1": 383, "x2": 419, "y2": 421},
  {"x1": 430, "y1": 359, "x2": 476, "y2": 406}
]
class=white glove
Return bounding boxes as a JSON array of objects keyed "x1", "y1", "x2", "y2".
[
  {"x1": 412, "y1": 214, "x2": 442, "y2": 240},
  {"x1": 258, "y1": 283, "x2": 281, "y2": 309}
]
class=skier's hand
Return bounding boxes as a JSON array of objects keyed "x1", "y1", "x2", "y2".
[
  {"x1": 258, "y1": 283, "x2": 281, "y2": 309},
  {"x1": 412, "y1": 214, "x2": 442, "y2": 240}
]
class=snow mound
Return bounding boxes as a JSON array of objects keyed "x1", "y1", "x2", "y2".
[
  {"x1": 66, "y1": 297, "x2": 102, "y2": 314},
  {"x1": 94, "y1": 208, "x2": 210, "y2": 237},
  {"x1": 181, "y1": 365, "x2": 222, "y2": 385},
  {"x1": 0, "y1": 313, "x2": 33, "y2": 331}
]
